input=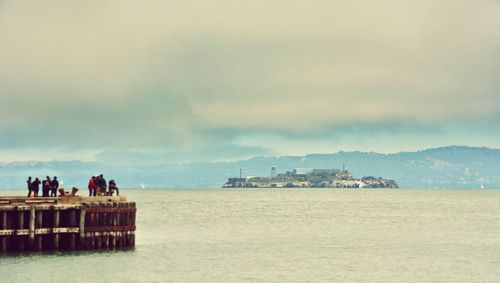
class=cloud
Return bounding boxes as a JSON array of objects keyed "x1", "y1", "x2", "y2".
[
  {"x1": 1, "y1": 0, "x2": 500, "y2": 161},
  {"x1": 95, "y1": 144, "x2": 274, "y2": 164}
]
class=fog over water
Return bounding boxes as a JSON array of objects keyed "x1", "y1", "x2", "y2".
[
  {"x1": 1, "y1": 189, "x2": 499, "y2": 282},
  {"x1": 1, "y1": 1, "x2": 500, "y2": 162}
]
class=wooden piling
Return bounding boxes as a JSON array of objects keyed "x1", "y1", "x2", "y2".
[
  {"x1": 69, "y1": 209, "x2": 76, "y2": 250},
  {"x1": 79, "y1": 205, "x2": 85, "y2": 248},
  {"x1": 29, "y1": 205, "x2": 35, "y2": 247},
  {"x1": 103, "y1": 203, "x2": 110, "y2": 249},
  {"x1": 53, "y1": 209, "x2": 60, "y2": 250},
  {"x1": 93, "y1": 203, "x2": 96, "y2": 249},
  {"x1": 17, "y1": 208, "x2": 25, "y2": 251},
  {"x1": 110, "y1": 202, "x2": 116, "y2": 249},
  {"x1": 35, "y1": 210, "x2": 43, "y2": 251},
  {"x1": 1, "y1": 211, "x2": 7, "y2": 253},
  {"x1": 117, "y1": 203, "x2": 122, "y2": 248}
]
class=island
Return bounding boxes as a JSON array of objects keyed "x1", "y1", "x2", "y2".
[{"x1": 222, "y1": 168, "x2": 398, "y2": 188}]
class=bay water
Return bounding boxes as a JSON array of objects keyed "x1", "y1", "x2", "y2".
[{"x1": 1, "y1": 189, "x2": 499, "y2": 282}]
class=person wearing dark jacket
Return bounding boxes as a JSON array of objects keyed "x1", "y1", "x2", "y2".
[
  {"x1": 32, "y1": 177, "x2": 41, "y2": 197},
  {"x1": 98, "y1": 174, "x2": 107, "y2": 196},
  {"x1": 27, "y1": 176, "x2": 33, "y2": 197},
  {"x1": 50, "y1": 177, "x2": 59, "y2": 197},
  {"x1": 42, "y1": 176, "x2": 51, "y2": 197}
]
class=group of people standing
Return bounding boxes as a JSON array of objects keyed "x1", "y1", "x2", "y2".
[
  {"x1": 26, "y1": 176, "x2": 59, "y2": 197},
  {"x1": 26, "y1": 174, "x2": 119, "y2": 198},
  {"x1": 88, "y1": 174, "x2": 119, "y2": 196}
]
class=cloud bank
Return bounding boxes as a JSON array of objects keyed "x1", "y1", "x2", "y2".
[{"x1": 1, "y1": 0, "x2": 500, "y2": 162}]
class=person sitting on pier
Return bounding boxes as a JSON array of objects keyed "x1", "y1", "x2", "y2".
[
  {"x1": 32, "y1": 177, "x2": 41, "y2": 197},
  {"x1": 108, "y1": 179, "x2": 119, "y2": 196},
  {"x1": 42, "y1": 176, "x2": 51, "y2": 197},
  {"x1": 27, "y1": 176, "x2": 33, "y2": 197},
  {"x1": 58, "y1": 186, "x2": 79, "y2": 197},
  {"x1": 50, "y1": 176, "x2": 59, "y2": 197}
]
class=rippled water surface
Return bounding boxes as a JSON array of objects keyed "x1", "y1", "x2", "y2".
[{"x1": 1, "y1": 189, "x2": 500, "y2": 282}]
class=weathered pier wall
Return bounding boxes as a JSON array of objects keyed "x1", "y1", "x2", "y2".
[{"x1": 0, "y1": 196, "x2": 136, "y2": 253}]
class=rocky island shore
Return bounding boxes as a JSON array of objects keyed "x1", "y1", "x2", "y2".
[{"x1": 223, "y1": 168, "x2": 398, "y2": 188}]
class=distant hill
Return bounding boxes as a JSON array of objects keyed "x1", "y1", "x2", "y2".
[{"x1": 1, "y1": 146, "x2": 499, "y2": 189}]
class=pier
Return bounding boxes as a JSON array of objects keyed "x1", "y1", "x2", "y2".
[{"x1": 0, "y1": 196, "x2": 136, "y2": 253}]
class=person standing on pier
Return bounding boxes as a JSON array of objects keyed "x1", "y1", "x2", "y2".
[
  {"x1": 50, "y1": 176, "x2": 59, "y2": 197},
  {"x1": 42, "y1": 176, "x2": 51, "y2": 197},
  {"x1": 32, "y1": 177, "x2": 41, "y2": 197},
  {"x1": 88, "y1": 176, "x2": 96, "y2": 197},
  {"x1": 98, "y1": 174, "x2": 107, "y2": 196},
  {"x1": 27, "y1": 176, "x2": 32, "y2": 197}
]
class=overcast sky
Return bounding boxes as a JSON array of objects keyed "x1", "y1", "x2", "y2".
[{"x1": 1, "y1": 0, "x2": 500, "y2": 163}]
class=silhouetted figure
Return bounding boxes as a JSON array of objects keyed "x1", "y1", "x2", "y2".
[
  {"x1": 32, "y1": 178, "x2": 41, "y2": 197},
  {"x1": 27, "y1": 177, "x2": 33, "y2": 197},
  {"x1": 50, "y1": 177, "x2": 59, "y2": 197},
  {"x1": 108, "y1": 180, "x2": 119, "y2": 196},
  {"x1": 98, "y1": 174, "x2": 107, "y2": 196},
  {"x1": 42, "y1": 176, "x2": 51, "y2": 197}
]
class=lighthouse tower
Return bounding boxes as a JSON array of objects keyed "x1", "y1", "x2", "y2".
[{"x1": 271, "y1": 165, "x2": 277, "y2": 177}]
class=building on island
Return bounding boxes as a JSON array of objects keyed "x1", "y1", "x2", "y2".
[{"x1": 222, "y1": 166, "x2": 398, "y2": 188}]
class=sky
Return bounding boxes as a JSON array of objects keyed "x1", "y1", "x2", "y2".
[{"x1": 1, "y1": 0, "x2": 500, "y2": 163}]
